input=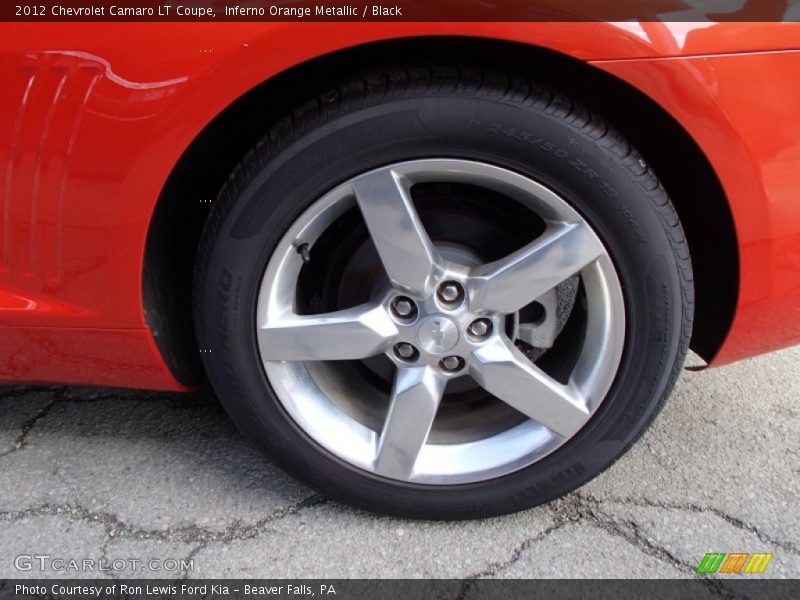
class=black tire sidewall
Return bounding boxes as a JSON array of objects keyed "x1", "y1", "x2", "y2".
[{"x1": 196, "y1": 94, "x2": 687, "y2": 519}]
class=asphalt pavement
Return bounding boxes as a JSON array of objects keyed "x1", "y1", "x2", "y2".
[{"x1": 0, "y1": 348, "x2": 797, "y2": 580}]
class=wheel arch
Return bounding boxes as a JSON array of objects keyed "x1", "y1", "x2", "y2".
[{"x1": 143, "y1": 36, "x2": 738, "y2": 385}]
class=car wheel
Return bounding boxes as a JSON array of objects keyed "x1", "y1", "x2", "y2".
[{"x1": 194, "y1": 66, "x2": 693, "y2": 519}]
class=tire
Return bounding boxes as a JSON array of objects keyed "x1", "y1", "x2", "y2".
[{"x1": 194, "y1": 66, "x2": 693, "y2": 519}]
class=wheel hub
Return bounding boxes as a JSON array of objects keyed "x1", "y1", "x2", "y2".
[
  {"x1": 383, "y1": 279, "x2": 506, "y2": 377},
  {"x1": 417, "y1": 316, "x2": 459, "y2": 355}
]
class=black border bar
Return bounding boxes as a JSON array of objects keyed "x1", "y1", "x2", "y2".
[{"x1": 5, "y1": 1, "x2": 800, "y2": 22}]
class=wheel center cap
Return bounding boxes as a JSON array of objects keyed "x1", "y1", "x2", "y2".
[{"x1": 417, "y1": 316, "x2": 459, "y2": 354}]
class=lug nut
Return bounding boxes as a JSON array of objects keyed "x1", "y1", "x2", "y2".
[
  {"x1": 437, "y1": 281, "x2": 463, "y2": 304},
  {"x1": 394, "y1": 343, "x2": 418, "y2": 361},
  {"x1": 440, "y1": 356, "x2": 465, "y2": 373},
  {"x1": 391, "y1": 296, "x2": 416, "y2": 319},
  {"x1": 468, "y1": 318, "x2": 492, "y2": 338}
]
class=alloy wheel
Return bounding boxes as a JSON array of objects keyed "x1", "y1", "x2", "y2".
[{"x1": 255, "y1": 159, "x2": 625, "y2": 484}]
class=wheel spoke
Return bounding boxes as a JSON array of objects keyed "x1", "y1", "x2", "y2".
[
  {"x1": 375, "y1": 367, "x2": 446, "y2": 479},
  {"x1": 352, "y1": 167, "x2": 441, "y2": 296},
  {"x1": 258, "y1": 303, "x2": 397, "y2": 361},
  {"x1": 470, "y1": 337, "x2": 590, "y2": 438},
  {"x1": 469, "y1": 222, "x2": 604, "y2": 314}
]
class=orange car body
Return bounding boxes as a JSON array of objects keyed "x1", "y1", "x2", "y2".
[{"x1": 2, "y1": 21, "x2": 800, "y2": 389}]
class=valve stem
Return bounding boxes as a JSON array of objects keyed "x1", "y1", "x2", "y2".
[{"x1": 297, "y1": 243, "x2": 311, "y2": 264}]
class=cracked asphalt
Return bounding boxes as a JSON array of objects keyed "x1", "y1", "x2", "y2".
[{"x1": 0, "y1": 347, "x2": 797, "y2": 581}]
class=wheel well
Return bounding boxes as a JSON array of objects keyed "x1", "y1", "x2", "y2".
[{"x1": 143, "y1": 36, "x2": 738, "y2": 385}]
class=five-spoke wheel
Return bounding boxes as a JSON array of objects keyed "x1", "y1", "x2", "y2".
[
  {"x1": 256, "y1": 160, "x2": 624, "y2": 484},
  {"x1": 194, "y1": 67, "x2": 692, "y2": 518}
]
